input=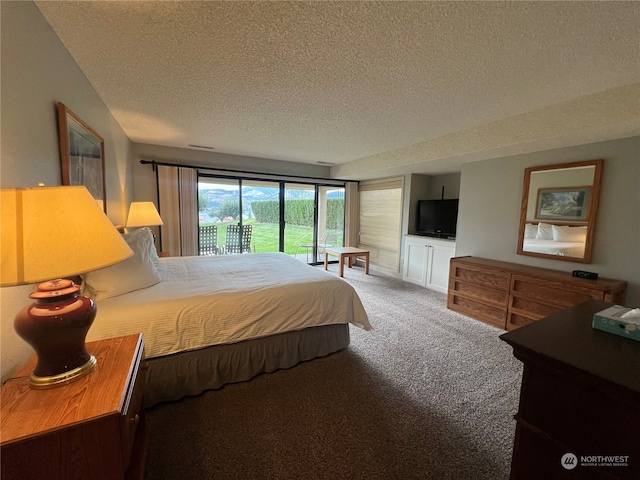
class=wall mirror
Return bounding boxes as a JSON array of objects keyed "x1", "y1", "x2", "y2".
[
  {"x1": 517, "y1": 159, "x2": 603, "y2": 263},
  {"x1": 57, "y1": 102, "x2": 106, "y2": 212}
]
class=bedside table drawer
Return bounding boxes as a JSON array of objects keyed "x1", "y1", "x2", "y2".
[{"x1": 121, "y1": 353, "x2": 146, "y2": 471}]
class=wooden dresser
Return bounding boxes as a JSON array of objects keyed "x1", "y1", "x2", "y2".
[
  {"x1": 500, "y1": 300, "x2": 640, "y2": 479},
  {"x1": 1, "y1": 334, "x2": 147, "y2": 480},
  {"x1": 447, "y1": 256, "x2": 627, "y2": 330}
]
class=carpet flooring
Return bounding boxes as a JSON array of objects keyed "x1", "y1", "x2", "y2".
[{"x1": 145, "y1": 263, "x2": 523, "y2": 480}]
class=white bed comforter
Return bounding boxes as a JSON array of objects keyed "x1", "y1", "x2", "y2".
[
  {"x1": 87, "y1": 252, "x2": 371, "y2": 358},
  {"x1": 522, "y1": 239, "x2": 585, "y2": 257}
]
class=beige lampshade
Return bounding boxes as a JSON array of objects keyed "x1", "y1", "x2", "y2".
[
  {"x1": 1, "y1": 186, "x2": 133, "y2": 287},
  {"x1": 126, "y1": 201, "x2": 164, "y2": 228}
]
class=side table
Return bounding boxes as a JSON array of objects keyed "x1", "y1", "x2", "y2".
[
  {"x1": 324, "y1": 247, "x2": 370, "y2": 277},
  {"x1": 1, "y1": 334, "x2": 148, "y2": 480}
]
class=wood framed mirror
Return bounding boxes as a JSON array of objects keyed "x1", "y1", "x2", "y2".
[
  {"x1": 517, "y1": 159, "x2": 603, "y2": 263},
  {"x1": 57, "y1": 102, "x2": 106, "y2": 212}
]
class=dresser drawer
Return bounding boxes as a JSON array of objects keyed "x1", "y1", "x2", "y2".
[
  {"x1": 506, "y1": 312, "x2": 538, "y2": 331},
  {"x1": 451, "y1": 263, "x2": 511, "y2": 291},
  {"x1": 511, "y1": 275, "x2": 603, "y2": 307},
  {"x1": 517, "y1": 364, "x2": 638, "y2": 462},
  {"x1": 509, "y1": 295, "x2": 564, "y2": 320},
  {"x1": 448, "y1": 293, "x2": 507, "y2": 328},
  {"x1": 510, "y1": 425, "x2": 613, "y2": 480},
  {"x1": 450, "y1": 280, "x2": 509, "y2": 306}
]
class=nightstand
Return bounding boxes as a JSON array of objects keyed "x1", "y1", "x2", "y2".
[{"x1": 1, "y1": 334, "x2": 147, "y2": 480}]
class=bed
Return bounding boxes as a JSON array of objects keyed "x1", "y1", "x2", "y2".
[{"x1": 82, "y1": 228, "x2": 371, "y2": 406}]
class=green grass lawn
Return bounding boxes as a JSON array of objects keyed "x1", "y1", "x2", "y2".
[{"x1": 201, "y1": 220, "x2": 343, "y2": 256}]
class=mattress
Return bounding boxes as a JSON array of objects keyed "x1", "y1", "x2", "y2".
[{"x1": 87, "y1": 252, "x2": 371, "y2": 359}]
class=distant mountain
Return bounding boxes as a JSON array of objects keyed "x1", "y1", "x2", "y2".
[{"x1": 199, "y1": 186, "x2": 343, "y2": 213}]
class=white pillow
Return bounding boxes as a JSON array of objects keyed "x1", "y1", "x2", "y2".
[
  {"x1": 524, "y1": 223, "x2": 537, "y2": 239},
  {"x1": 552, "y1": 225, "x2": 587, "y2": 243},
  {"x1": 82, "y1": 228, "x2": 162, "y2": 301},
  {"x1": 535, "y1": 222, "x2": 554, "y2": 240}
]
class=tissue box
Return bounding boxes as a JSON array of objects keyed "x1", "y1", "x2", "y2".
[{"x1": 592, "y1": 305, "x2": 640, "y2": 342}]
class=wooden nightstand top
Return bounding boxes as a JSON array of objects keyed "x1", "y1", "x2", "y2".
[{"x1": 1, "y1": 334, "x2": 144, "y2": 445}]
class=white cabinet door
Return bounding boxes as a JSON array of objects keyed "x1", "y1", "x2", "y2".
[
  {"x1": 426, "y1": 243, "x2": 456, "y2": 294},
  {"x1": 404, "y1": 235, "x2": 456, "y2": 292},
  {"x1": 403, "y1": 238, "x2": 428, "y2": 286}
]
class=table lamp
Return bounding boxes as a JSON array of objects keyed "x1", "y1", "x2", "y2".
[
  {"x1": 1, "y1": 186, "x2": 133, "y2": 388},
  {"x1": 126, "y1": 201, "x2": 163, "y2": 229}
]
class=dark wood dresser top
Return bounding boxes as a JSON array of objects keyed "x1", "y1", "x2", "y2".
[{"x1": 500, "y1": 299, "x2": 640, "y2": 394}]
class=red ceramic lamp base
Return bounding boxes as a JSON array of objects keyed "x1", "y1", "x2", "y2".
[{"x1": 14, "y1": 279, "x2": 98, "y2": 389}]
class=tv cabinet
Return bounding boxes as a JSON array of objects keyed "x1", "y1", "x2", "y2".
[
  {"x1": 403, "y1": 235, "x2": 456, "y2": 294},
  {"x1": 447, "y1": 256, "x2": 627, "y2": 330}
]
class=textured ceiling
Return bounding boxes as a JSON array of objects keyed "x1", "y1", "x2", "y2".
[{"x1": 35, "y1": 1, "x2": 640, "y2": 179}]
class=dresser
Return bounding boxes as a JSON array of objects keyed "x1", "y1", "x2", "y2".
[
  {"x1": 500, "y1": 300, "x2": 640, "y2": 479},
  {"x1": 447, "y1": 256, "x2": 627, "y2": 330},
  {"x1": 1, "y1": 334, "x2": 147, "y2": 480}
]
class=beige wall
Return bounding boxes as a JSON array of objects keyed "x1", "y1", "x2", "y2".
[
  {"x1": 456, "y1": 136, "x2": 640, "y2": 305},
  {"x1": 131, "y1": 142, "x2": 332, "y2": 204},
  {"x1": 0, "y1": 2, "x2": 134, "y2": 380}
]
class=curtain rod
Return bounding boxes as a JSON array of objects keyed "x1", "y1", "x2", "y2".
[{"x1": 140, "y1": 159, "x2": 358, "y2": 184}]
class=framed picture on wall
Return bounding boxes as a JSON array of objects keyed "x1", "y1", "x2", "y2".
[
  {"x1": 57, "y1": 102, "x2": 106, "y2": 212},
  {"x1": 534, "y1": 186, "x2": 590, "y2": 222}
]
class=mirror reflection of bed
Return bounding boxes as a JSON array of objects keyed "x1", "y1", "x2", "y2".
[
  {"x1": 517, "y1": 159, "x2": 603, "y2": 263},
  {"x1": 522, "y1": 222, "x2": 587, "y2": 257}
]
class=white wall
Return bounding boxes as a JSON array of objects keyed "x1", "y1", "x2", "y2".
[
  {"x1": 456, "y1": 136, "x2": 640, "y2": 305},
  {"x1": 0, "y1": 2, "x2": 134, "y2": 380}
]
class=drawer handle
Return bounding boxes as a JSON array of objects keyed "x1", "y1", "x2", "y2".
[{"x1": 131, "y1": 414, "x2": 139, "y2": 427}]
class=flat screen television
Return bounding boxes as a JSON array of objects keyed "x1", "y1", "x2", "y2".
[{"x1": 417, "y1": 199, "x2": 459, "y2": 238}]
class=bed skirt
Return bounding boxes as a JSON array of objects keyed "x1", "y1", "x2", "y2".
[{"x1": 144, "y1": 323, "x2": 350, "y2": 407}]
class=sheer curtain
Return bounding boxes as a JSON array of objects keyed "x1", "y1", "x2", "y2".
[{"x1": 157, "y1": 166, "x2": 198, "y2": 256}]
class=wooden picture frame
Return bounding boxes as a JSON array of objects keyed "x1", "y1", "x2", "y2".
[
  {"x1": 57, "y1": 102, "x2": 106, "y2": 212},
  {"x1": 534, "y1": 186, "x2": 591, "y2": 222}
]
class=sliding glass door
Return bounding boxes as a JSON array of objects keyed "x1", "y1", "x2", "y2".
[
  {"x1": 241, "y1": 180, "x2": 280, "y2": 253},
  {"x1": 198, "y1": 178, "x2": 240, "y2": 254},
  {"x1": 284, "y1": 183, "x2": 316, "y2": 259},
  {"x1": 315, "y1": 185, "x2": 345, "y2": 263},
  {"x1": 198, "y1": 174, "x2": 344, "y2": 264}
]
